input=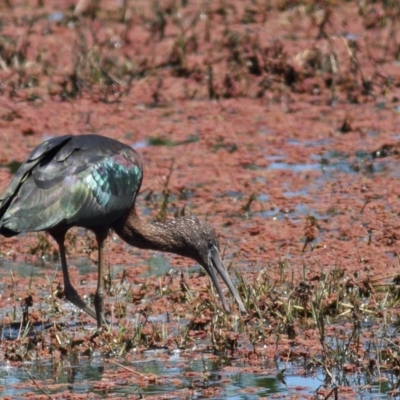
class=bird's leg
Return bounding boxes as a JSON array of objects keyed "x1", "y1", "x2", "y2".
[
  {"x1": 94, "y1": 229, "x2": 109, "y2": 328},
  {"x1": 51, "y1": 231, "x2": 97, "y2": 321}
]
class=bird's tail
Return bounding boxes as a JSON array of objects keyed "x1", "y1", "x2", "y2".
[{"x1": 0, "y1": 225, "x2": 18, "y2": 237}]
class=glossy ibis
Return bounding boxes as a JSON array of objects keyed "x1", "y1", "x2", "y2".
[{"x1": 0, "y1": 134, "x2": 246, "y2": 327}]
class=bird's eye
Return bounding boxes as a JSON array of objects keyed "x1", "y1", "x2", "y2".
[{"x1": 207, "y1": 240, "x2": 219, "y2": 257}]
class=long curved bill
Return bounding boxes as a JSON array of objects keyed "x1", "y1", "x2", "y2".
[{"x1": 204, "y1": 245, "x2": 247, "y2": 315}]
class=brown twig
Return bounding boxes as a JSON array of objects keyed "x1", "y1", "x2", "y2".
[
  {"x1": 109, "y1": 360, "x2": 145, "y2": 378},
  {"x1": 24, "y1": 368, "x2": 56, "y2": 400}
]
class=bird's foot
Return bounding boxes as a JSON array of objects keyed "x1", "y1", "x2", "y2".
[
  {"x1": 89, "y1": 324, "x2": 111, "y2": 340},
  {"x1": 64, "y1": 284, "x2": 97, "y2": 320}
]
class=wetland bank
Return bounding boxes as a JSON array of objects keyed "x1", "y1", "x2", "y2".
[{"x1": 0, "y1": 0, "x2": 400, "y2": 398}]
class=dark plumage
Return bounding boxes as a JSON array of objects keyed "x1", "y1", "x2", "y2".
[{"x1": 0, "y1": 134, "x2": 246, "y2": 327}]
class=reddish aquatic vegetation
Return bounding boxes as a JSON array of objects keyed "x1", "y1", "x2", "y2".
[{"x1": 0, "y1": 0, "x2": 399, "y2": 398}]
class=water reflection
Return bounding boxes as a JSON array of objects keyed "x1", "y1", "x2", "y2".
[
  {"x1": 0, "y1": 346, "x2": 397, "y2": 398},
  {"x1": 0, "y1": 355, "x2": 308, "y2": 398}
]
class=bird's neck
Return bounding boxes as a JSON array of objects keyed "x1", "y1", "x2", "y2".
[{"x1": 112, "y1": 207, "x2": 183, "y2": 254}]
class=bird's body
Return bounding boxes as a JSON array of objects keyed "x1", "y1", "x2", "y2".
[
  {"x1": 0, "y1": 134, "x2": 246, "y2": 327},
  {"x1": 0, "y1": 135, "x2": 142, "y2": 235}
]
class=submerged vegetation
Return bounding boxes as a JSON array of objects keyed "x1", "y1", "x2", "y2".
[{"x1": 2, "y1": 254, "x2": 400, "y2": 397}]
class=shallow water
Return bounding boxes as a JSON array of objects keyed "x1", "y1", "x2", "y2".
[
  {"x1": 0, "y1": 351, "x2": 395, "y2": 398},
  {"x1": 0, "y1": 355, "x2": 318, "y2": 398},
  {"x1": 0, "y1": 258, "x2": 397, "y2": 396}
]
